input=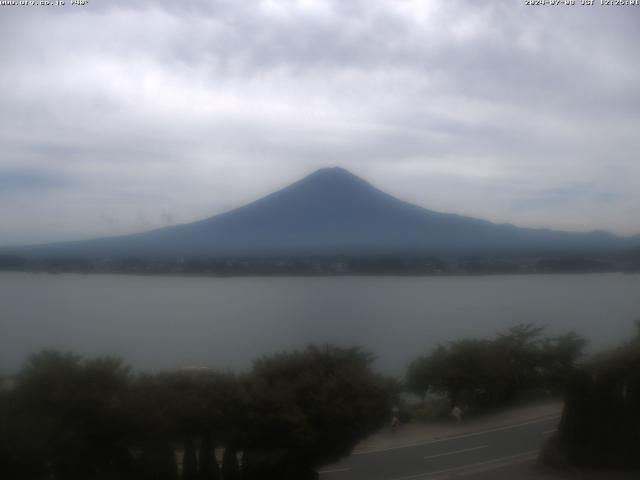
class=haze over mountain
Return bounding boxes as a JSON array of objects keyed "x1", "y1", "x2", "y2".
[{"x1": 5, "y1": 168, "x2": 638, "y2": 258}]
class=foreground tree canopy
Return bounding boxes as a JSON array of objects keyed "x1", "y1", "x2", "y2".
[
  {"x1": 1, "y1": 324, "x2": 610, "y2": 478},
  {"x1": 549, "y1": 321, "x2": 640, "y2": 470},
  {"x1": 0, "y1": 346, "x2": 391, "y2": 480},
  {"x1": 406, "y1": 324, "x2": 586, "y2": 409}
]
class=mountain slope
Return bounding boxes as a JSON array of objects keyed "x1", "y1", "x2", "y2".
[{"x1": 5, "y1": 167, "x2": 637, "y2": 258}]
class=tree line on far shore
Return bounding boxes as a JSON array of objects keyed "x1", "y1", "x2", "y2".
[{"x1": 2, "y1": 252, "x2": 637, "y2": 276}]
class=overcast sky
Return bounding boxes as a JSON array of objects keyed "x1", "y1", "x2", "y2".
[{"x1": 1, "y1": 0, "x2": 639, "y2": 245}]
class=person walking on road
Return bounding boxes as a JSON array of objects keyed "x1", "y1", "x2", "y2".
[
  {"x1": 390, "y1": 414, "x2": 400, "y2": 433},
  {"x1": 451, "y1": 405, "x2": 463, "y2": 425},
  {"x1": 390, "y1": 406, "x2": 400, "y2": 433}
]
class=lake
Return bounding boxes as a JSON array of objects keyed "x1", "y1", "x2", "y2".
[{"x1": 1, "y1": 272, "x2": 639, "y2": 376}]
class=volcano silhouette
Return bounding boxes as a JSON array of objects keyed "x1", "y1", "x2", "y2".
[{"x1": 7, "y1": 167, "x2": 635, "y2": 257}]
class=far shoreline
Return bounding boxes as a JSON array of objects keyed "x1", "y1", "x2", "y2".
[{"x1": 1, "y1": 269, "x2": 637, "y2": 280}]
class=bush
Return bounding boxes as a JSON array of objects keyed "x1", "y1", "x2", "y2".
[{"x1": 411, "y1": 397, "x2": 451, "y2": 422}]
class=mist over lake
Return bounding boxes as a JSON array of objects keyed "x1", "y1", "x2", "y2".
[{"x1": 2, "y1": 272, "x2": 639, "y2": 376}]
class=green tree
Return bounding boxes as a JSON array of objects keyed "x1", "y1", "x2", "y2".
[
  {"x1": 406, "y1": 353, "x2": 436, "y2": 403},
  {"x1": 495, "y1": 324, "x2": 546, "y2": 401},
  {"x1": 407, "y1": 324, "x2": 586, "y2": 411},
  {"x1": 221, "y1": 446, "x2": 241, "y2": 480},
  {"x1": 241, "y1": 345, "x2": 391, "y2": 479},
  {"x1": 183, "y1": 437, "x2": 198, "y2": 480},
  {"x1": 6, "y1": 351, "x2": 134, "y2": 480},
  {"x1": 553, "y1": 326, "x2": 640, "y2": 469},
  {"x1": 539, "y1": 331, "x2": 587, "y2": 394},
  {"x1": 128, "y1": 368, "x2": 243, "y2": 480},
  {"x1": 198, "y1": 433, "x2": 220, "y2": 480}
]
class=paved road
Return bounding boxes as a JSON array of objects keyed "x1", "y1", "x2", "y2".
[{"x1": 318, "y1": 415, "x2": 560, "y2": 480}]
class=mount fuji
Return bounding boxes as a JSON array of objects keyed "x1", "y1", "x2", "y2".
[{"x1": 5, "y1": 167, "x2": 637, "y2": 258}]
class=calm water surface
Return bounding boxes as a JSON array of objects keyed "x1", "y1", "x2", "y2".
[{"x1": 1, "y1": 272, "x2": 639, "y2": 375}]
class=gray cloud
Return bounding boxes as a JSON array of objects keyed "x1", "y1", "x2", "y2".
[
  {"x1": 0, "y1": 168, "x2": 72, "y2": 193},
  {"x1": 1, "y1": 0, "x2": 639, "y2": 245}
]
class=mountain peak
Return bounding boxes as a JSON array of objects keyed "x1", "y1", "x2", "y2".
[
  {"x1": 305, "y1": 166, "x2": 359, "y2": 181},
  {"x1": 299, "y1": 167, "x2": 376, "y2": 192},
  {"x1": 311, "y1": 166, "x2": 351, "y2": 175}
]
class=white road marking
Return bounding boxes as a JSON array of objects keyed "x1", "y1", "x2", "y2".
[
  {"x1": 457, "y1": 452, "x2": 537, "y2": 477},
  {"x1": 353, "y1": 414, "x2": 560, "y2": 455},
  {"x1": 318, "y1": 467, "x2": 352, "y2": 475},
  {"x1": 387, "y1": 450, "x2": 539, "y2": 480},
  {"x1": 542, "y1": 429, "x2": 557, "y2": 435},
  {"x1": 423, "y1": 445, "x2": 488, "y2": 460}
]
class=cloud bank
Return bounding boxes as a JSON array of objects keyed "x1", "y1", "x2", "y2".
[{"x1": 1, "y1": 0, "x2": 639, "y2": 245}]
